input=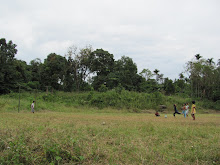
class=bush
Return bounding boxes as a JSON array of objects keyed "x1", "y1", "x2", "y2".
[
  {"x1": 98, "y1": 84, "x2": 108, "y2": 92},
  {"x1": 0, "y1": 91, "x2": 219, "y2": 112}
]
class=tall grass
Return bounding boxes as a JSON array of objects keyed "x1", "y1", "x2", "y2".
[{"x1": 0, "y1": 90, "x2": 219, "y2": 113}]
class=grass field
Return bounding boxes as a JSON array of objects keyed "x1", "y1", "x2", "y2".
[{"x1": 0, "y1": 111, "x2": 219, "y2": 165}]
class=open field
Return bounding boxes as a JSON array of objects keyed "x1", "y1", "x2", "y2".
[{"x1": 0, "y1": 112, "x2": 219, "y2": 165}]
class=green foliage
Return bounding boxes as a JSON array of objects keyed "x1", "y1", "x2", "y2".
[
  {"x1": 43, "y1": 140, "x2": 82, "y2": 164},
  {"x1": 114, "y1": 83, "x2": 124, "y2": 94},
  {"x1": 1, "y1": 91, "x2": 220, "y2": 113},
  {"x1": 65, "y1": 45, "x2": 93, "y2": 92},
  {"x1": 0, "y1": 135, "x2": 32, "y2": 164},
  {"x1": 186, "y1": 56, "x2": 220, "y2": 101},
  {"x1": 0, "y1": 132, "x2": 84, "y2": 164},
  {"x1": 0, "y1": 91, "x2": 165, "y2": 111},
  {"x1": 0, "y1": 38, "x2": 219, "y2": 104},
  {"x1": 27, "y1": 81, "x2": 40, "y2": 89},
  {"x1": 140, "y1": 68, "x2": 153, "y2": 80},
  {"x1": 90, "y1": 49, "x2": 115, "y2": 90},
  {"x1": 0, "y1": 38, "x2": 18, "y2": 93},
  {"x1": 98, "y1": 84, "x2": 108, "y2": 92},
  {"x1": 41, "y1": 53, "x2": 67, "y2": 90},
  {"x1": 90, "y1": 49, "x2": 114, "y2": 75},
  {"x1": 164, "y1": 78, "x2": 175, "y2": 95},
  {"x1": 114, "y1": 56, "x2": 142, "y2": 91},
  {"x1": 139, "y1": 79, "x2": 158, "y2": 93}
]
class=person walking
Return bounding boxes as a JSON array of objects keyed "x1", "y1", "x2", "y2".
[
  {"x1": 173, "y1": 104, "x2": 181, "y2": 117},
  {"x1": 191, "y1": 101, "x2": 196, "y2": 120},
  {"x1": 31, "y1": 101, "x2": 35, "y2": 113}
]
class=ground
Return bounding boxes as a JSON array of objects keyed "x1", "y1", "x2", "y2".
[{"x1": 0, "y1": 112, "x2": 219, "y2": 164}]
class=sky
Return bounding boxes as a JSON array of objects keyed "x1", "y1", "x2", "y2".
[{"x1": 1, "y1": 0, "x2": 220, "y2": 79}]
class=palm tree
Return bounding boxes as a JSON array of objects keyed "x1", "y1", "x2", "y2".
[
  {"x1": 218, "y1": 59, "x2": 220, "y2": 67},
  {"x1": 153, "y1": 69, "x2": 160, "y2": 82},
  {"x1": 207, "y1": 58, "x2": 215, "y2": 65},
  {"x1": 195, "y1": 54, "x2": 202, "y2": 60},
  {"x1": 179, "y1": 73, "x2": 184, "y2": 80},
  {"x1": 158, "y1": 74, "x2": 164, "y2": 84},
  {"x1": 153, "y1": 69, "x2": 159, "y2": 75}
]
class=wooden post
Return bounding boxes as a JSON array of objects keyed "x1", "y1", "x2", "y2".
[{"x1": 18, "y1": 85, "x2": 20, "y2": 113}]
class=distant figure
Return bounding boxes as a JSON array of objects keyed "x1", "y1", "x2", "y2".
[
  {"x1": 155, "y1": 111, "x2": 160, "y2": 117},
  {"x1": 182, "y1": 103, "x2": 186, "y2": 118},
  {"x1": 173, "y1": 104, "x2": 181, "y2": 117},
  {"x1": 185, "y1": 103, "x2": 189, "y2": 117},
  {"x1": 31, "y1": 101, "x2": 35, "y2": 113},
  {"x1": 191, "y1": 101, "x2": 196, "y2": 120}
]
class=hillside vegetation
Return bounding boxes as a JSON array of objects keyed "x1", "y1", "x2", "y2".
[
  {"x1": 0, "y1": 91, "x2": 219, "y2": 113},
  {"x1": 1, "y1": 38, "x2": 220, "y2": 105}
]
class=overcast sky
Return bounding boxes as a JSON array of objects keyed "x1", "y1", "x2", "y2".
[{"x1": 1, "y1": 0, "x2": 220, "y2": 79}]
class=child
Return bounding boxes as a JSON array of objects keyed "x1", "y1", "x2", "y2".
[
  {"x1": 173, "y1": 104, "x2": 181, "y2": 117},
  {"x1": 155, "y1": 111, "x2": 160, "y2": 117},
  {"x1": 182, "y1": 103, "x2": 186, "y2": 118},
  {"x1": 31, "y1": 101, "x2": 35, "y2": 113},
  {"x1": 191, "y1": 101, "x2": 196, "y2": 120}
]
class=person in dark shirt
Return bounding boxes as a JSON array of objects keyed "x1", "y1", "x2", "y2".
[
  {"x1": 173, "y1": 104, "x2": 181, "y2": 117},
  {"x1": 155, "y1": 111, "x2": 160, "y2": 117}
]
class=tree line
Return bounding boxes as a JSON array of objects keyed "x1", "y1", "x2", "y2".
[{"x1": 0, "y1": 38, "x2": 219, "y2": 102}]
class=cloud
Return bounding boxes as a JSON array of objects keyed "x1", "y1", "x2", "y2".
[
  {"x1": 1, "y1": 0, "x2": 220, "y2": 79},
  {"x1": 39, "y1": 40, "x2": 72, "y2": 56}
]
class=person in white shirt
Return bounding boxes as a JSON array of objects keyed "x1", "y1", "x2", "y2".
[{"x1": 31, "y1": 101, "x2": 35, "y2": 113}]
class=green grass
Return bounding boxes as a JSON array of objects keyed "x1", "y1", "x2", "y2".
[
  {"x1": 0, "y1": 112, "x2": 219, "y2": 164},
  {"x1": 0, "y1": 92, "x2": 219, "y2": 164},
  {"x1": 1, "y1": 91, "x2": 219, "y2": 113}
]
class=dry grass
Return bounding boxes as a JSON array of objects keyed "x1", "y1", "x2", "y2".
[{"x1": 0, "y1": 112, "x2": 219, "y2": 164}]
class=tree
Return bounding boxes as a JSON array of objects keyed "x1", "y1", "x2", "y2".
[
  {"x1": 179, "y1": 73, "x2": 184, "y2": 80},
  {"x1": 41, "y1": 53, "x2": 67, "y2": 90},
  {"x1": 14, "y1": 60, "x2": 31, "y2": 86},
  {"x1": 213, "y1": 66, "x2": 220, "y2": 101},
  {"x1": 0, "y1": 38, "x2": 18, "y2": 93},
  {"x1": 186, "y1": 56, "x2": 219, "y2": 100},
  {"x1": 139, "y1": 78, "x2": 158, "y2": 93},
  {"x1": 79, "y1": 45, "x2": 93, "y2": 81},
  {"x1": 158, "y1": 73, "x2": 164, "y2": 84},
  {"x1": 207, "y1": 58, "x2": 214, "y2": 66},
  {"x1": 90, "y1": 49, "x2": 115, "y2": 90},
  {"x1": 90, "y1": 49, "x2": 114, "y2": 76},
  {"x1": 153, "y1": 69, "x2": 159, "y2": 75},
  {"x1": 114, "y1": 56, "x2": 142, "y2": 91},
  {"x1": 153, "y1": 69, "x2": 160, "y2": 82},
  {"x1": 29, "y1": 58, "x2": 42, "y2": 89},
  {"x1": 65, "y1": 45, "x2": 93, "y2": 91},
  {"x1": 174, "y1": 79, "x2": 185, "y2": 93},
  {"x1": 30, "y1": 58, "x2": 42, "y2": 81},
  {"x1": 186, "y1": 59, "x2": 204, "y2": 97},
  {"x1": 140, "y1": 69, "x2": 153, "y2": 80},
  {"x1": 195, "y1": 54, "x2": 202, "y2": 60},
  {"x1": 217, "y1": 59, "x2": 220, "y2": 67},
  {"x1": 164, "y1": 78, "x2": 175, "y2": 95}
]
